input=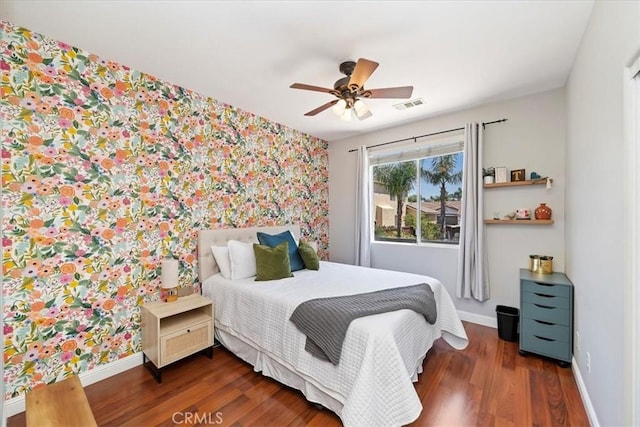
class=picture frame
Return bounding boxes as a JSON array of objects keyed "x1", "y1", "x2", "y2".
[
  {"x1": 510, "y1": 168, "x2": 526, "y2": 182},
  {"x1": 495, "y1": 167, "x2": 508, "y2": 183}
]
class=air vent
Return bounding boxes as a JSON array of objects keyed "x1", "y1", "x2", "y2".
[{"x1": 393, "y1": 98, "x2": 424, "y2": 110}]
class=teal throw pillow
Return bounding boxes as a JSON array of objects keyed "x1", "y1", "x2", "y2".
[
  {"x1": 256, "y1": 230, "x2": 305, "y2": 272},
  {"x1": 253, "y1": 242, "x2": 293, "y2": 281},
  {"x1": 298, "y1": 240, "x2": 319, "y2": 270}
]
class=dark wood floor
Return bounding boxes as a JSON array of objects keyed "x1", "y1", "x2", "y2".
[{"x1": 8, "y1": 322, "x2": 590, "y2": 426}]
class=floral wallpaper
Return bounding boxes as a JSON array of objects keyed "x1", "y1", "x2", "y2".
[{"x1": 1, "y1": 21, "x2": 328, "y2": 398}]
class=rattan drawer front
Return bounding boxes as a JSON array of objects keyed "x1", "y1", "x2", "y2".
[{"x1": 160, "y1": 321, "x2": 212, "y2": 366}]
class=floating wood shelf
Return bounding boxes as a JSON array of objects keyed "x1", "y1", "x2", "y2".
[
  {"x1": 484, "y1": 219, "x2": 554, "y2": 225},
  {"x1": 484, "y1": 178, "x2": 552, "y2": 188}
]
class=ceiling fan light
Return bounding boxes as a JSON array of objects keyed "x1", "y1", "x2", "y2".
[
  {"x1": 332, "y1": 99, "x2": 347, "y2": 117},
  {"x1": 340, "y1": 108, "x2": 353, "y2": 122},
  {"x1": 353, "y1": 99, "x2": 370, "y2": 117}
]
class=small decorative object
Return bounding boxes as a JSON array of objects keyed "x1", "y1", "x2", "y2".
[
  {"x1": 529, "y1": 255, "x2": 540, "y2": 272},
  {"x1": 539, "y1": 256, "x2": 553, "y2": 274},
  {"x1": 515, "y1": 208, "x2": 531, "y2": 219},
  {"x1": 505, "y1": 212, "x2": 516, "y2": 220},
  {"x1": 483, "y1": 167, "x2": 495, "y2": 184},
  {"x1": 495, "y1": 167, "x2": 508, "y2": 183},
  {"x1": 493, "y1": 211, "x2": 500, "y2": 220},
  {"x1": 534, "y1": 203, "x2": 552, "y2": 220},
  {"x1": 530, "y1": 171, "x2": 541, "y2": 179},
  {"x1": 510, "y1": 168, "x2": 526, "y2": 182},
  {"x1": 546, "y1": 177, "x2": 553, "y2": 190},
  {"x1": 161, "y1": 258, "x2": 179, "y2": 302},
  {"x1": 528, "y1": 254, "x2": 553, "y2": 273}
]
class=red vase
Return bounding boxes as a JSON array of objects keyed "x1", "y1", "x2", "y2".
[{"x1": 535, "y1": 203, "x2": 552, "y2": 220}]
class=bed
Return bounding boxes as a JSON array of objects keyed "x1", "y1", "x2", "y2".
[{"x1": 197, "y1": 225, "x2": 468, "y2": 426}]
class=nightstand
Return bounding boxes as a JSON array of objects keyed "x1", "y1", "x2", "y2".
[{"x1": 141, "y1": 294, "x2": 214, "y2": 382}]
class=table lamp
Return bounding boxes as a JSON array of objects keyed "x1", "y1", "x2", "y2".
[{"x1": 161, "y1": 258, "x2": 179, "y2": 302}]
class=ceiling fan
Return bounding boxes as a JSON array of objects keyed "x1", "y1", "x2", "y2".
[{"x1": 290, "y1": 58, "x2": 413, "y2": 121}]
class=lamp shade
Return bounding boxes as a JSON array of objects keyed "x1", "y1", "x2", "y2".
[
  {"x1": 331, "y1": 99, "x2": 347, "y2": 117},
  {"x1": 161, "y1": 259, "x2": 179, "y2": 289},
  {"x1": 353, "y1": 99, "x2": 370, "y2": 117},
  {"x1": 340, "y1": 107, "x2": 353, "y2": 122}
]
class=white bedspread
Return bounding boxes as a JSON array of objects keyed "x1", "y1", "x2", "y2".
[{"x1": 202, "y1": 261, "x2": 468, "y2": 426}]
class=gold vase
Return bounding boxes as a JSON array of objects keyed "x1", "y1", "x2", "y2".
[
  {"x1": 540, "y1": 257, "x2": 553, "y2": 274},
  {"x1": 529, "y1": 255, "x2": 540, "y2": 272}
]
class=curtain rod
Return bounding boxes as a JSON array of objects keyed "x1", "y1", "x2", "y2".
[{"x1": 347, "y1": 118, "x2": 508, "y2": 153}]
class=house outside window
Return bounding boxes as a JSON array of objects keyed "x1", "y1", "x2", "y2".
[{"x1": 370, "y1": 136, "x2": 464, "y2": 245}]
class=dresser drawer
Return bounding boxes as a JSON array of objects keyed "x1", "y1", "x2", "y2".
[
  {"x1": 521, "y1": 332, "x2": 571, "y2": 362},
  {"x1": 522, "y1": 280, "x2": 571, "y2": 298},
  {"x1": 522, "y1": 291, "x2": 569, "y2": 309},
  {"x1": 521, "y1": 302, "x2": 571, "y2": 325},
  {"x1": 160, "y1": 320, "x2": 212, "y2": 366},
  {"x1": 521, "y1": 318, "x2": 569, "y2": 342}
]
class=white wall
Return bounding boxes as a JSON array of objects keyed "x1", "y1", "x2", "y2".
[
  {"x1": 565, "y1": 1, "x2": 639, "y2": 426},
  {"x1": 329, "y1": 89, "x2": 566, "y2": 320}
]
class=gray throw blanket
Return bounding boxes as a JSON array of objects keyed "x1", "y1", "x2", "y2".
[{"x1": 289, "y1": 283, "x2": 437, "y2": 365}]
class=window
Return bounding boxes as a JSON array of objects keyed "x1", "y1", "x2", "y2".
[{"x1": 370, "y1": 136, "x2": 464, "y2": 244}]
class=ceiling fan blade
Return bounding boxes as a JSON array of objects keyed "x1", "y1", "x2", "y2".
[
  {"x1": 290, "y1": 83, "x2": 334, "y2": 93},
  {"x1": 366, "y1": 86, "x2": 414, "y2": 99},
  {"x1": 304, "y1": 100, "x2": 338, "y2": 116},
  {"x1": 348, "y1": 58, "x2": 379, "y2": 91}
]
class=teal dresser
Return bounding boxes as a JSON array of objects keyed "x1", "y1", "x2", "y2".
[{"x1": 519, "y1": 268, "x2": 573, "y2": 367}]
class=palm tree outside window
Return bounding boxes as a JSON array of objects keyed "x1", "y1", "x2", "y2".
[{"x1": 371, "y1": 141, "x2": 463, "y2": 244}]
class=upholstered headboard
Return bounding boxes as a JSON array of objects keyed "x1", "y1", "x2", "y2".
[{"x1": 197, "y1": 224, "x2": 301, "y2": 284}]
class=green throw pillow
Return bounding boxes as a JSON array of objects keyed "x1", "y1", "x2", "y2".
[
  {"x1": 253, "y1": 241, "x2": 293, "y2": 281},
  {"x1": 298, "y1": 240, "x2": 320, "y2": 270}
]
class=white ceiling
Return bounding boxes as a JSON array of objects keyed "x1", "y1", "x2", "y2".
[{"x1": 1, "y1": 1, "x2": 594, "y2": 142}]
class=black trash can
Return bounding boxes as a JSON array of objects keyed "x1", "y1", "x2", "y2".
[{"x1": 496, "y1": 305, "x2": 519, "y2": 342}]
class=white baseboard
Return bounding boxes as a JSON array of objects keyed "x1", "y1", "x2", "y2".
[
  {"x1": 572, "y1": 357, "x2": 599, "y2": 427},
  {"x1": 457, "y1": 310, "x2": 497, "y2": 328},
  {"x1": 5, "y1": 352, "x2": 143, "y2": 417}
]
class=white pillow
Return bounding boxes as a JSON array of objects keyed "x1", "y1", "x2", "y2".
[
  {"x1": 228, "y1": 240, "x2": 257, "y2": 280},
  {"x1": 210, "y1": 245, "x2": 231, "y2": 280}
]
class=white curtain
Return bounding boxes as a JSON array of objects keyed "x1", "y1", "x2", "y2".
[
  {"x1": 457, "y1": 123, "x2": 489, "y2": 301},
  {"x1": 355, "y1": 145, "x2": 371, "y2": 267}
]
